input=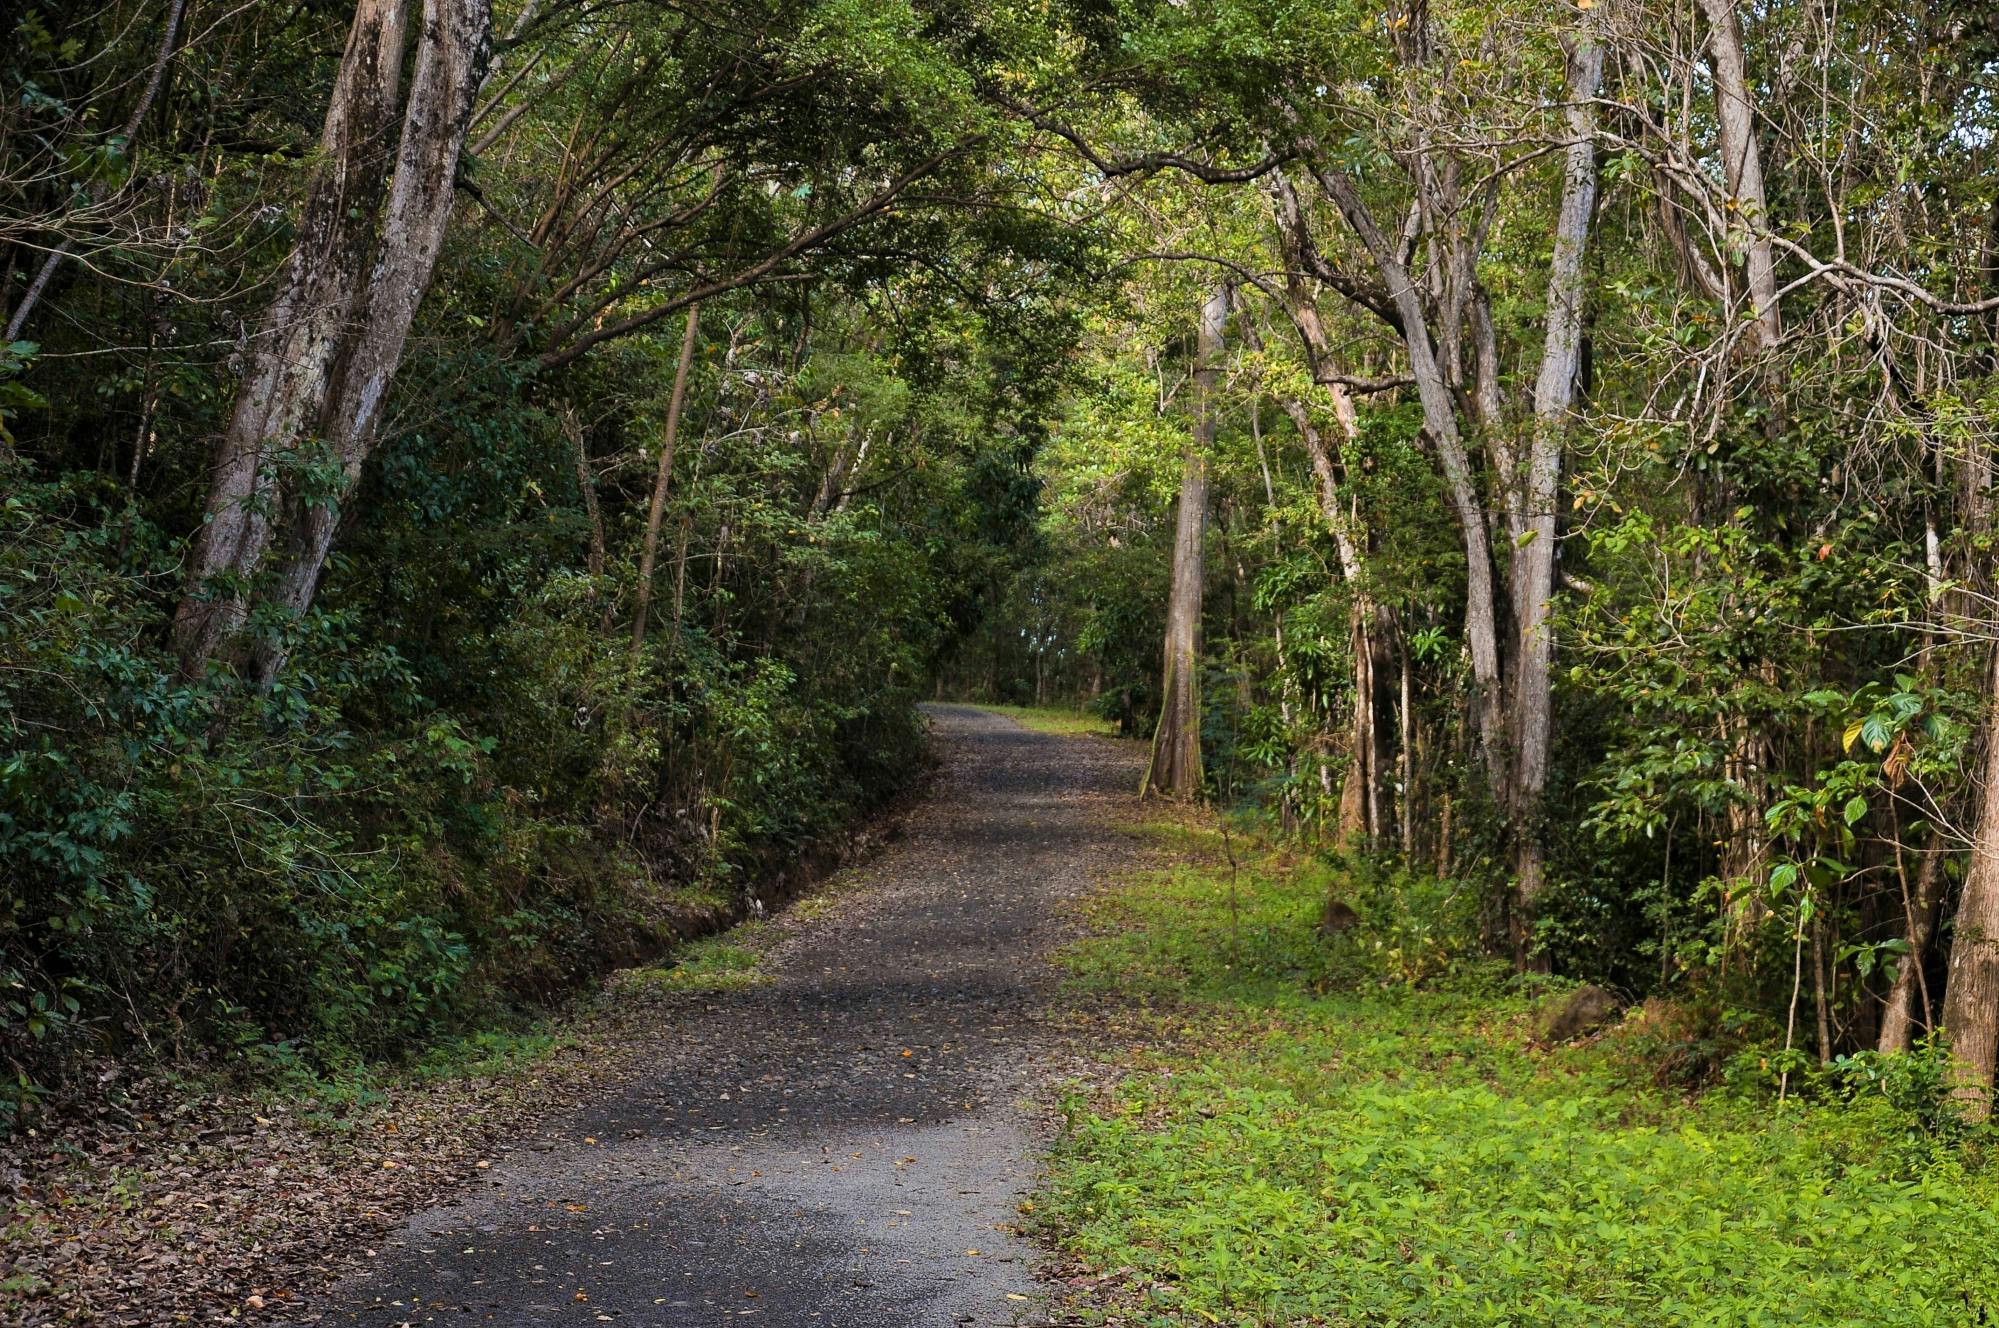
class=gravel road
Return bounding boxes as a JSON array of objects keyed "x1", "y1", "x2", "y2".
[{"x1": 299, "y1": 705, "x2": 1139, "y2": 1328}]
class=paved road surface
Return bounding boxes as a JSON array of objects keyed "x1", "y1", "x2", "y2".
[{"x1": 301, "y1": 706, "x2": 1137, "y2": 1328}]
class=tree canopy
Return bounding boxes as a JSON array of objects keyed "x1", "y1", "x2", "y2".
[{"x1": 5, "y1": 0, "x2": 1999, "y2": 1142}]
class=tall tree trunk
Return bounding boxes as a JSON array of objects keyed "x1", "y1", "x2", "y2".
[
  {"x1": 1286, "y1": 393, "x2": 1379, "y2": 846},
  {"x1": 1880, "y1": 847, "x2": 1944, "y2": 1054},
  {"x1": 1142, "y1": 285, "x2": 1225, "y2": 799},
  {"x1": 1266, "y1": 178, "x2": 1391, "y2": 845},
  {"x1": 631, "y1": 304, "x2": 702, "y2": 660},
  {"x1": 1934, "y1": 256, "x2": 1998, "y2": 1074},
  {"x1": 1943, "y1": 649, "x2": 1999, "y2": 1120},
  {"x1": 1697, "y1": 0, "x2": 1782, "y2": 349},
  {"x1": 1509, "y1": 36, "x2": 1603, "y2": 965},
  {"x1": 246, "y1": 0, "x2": 492, "y2": 685},
  {"x1": 1303, "y1": 159, "x2": 1506, "y2": 792},
  {"x1": 1690, "y1": 0, "x2": 1784, "y2": 952},
  {"x1": 173, "y1": 0, "x2": 414, "y2": 677}
]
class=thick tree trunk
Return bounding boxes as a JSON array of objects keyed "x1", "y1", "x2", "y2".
[
  {"x1": 1942, "y1": 650, "x2": 1999, "y2": 1120},
  {"x1": 631, "y1": 304, "x2": 702, "y2": 660},
  {"x1": 1142, "y1": 285, "x2": 1225, "y2": 799},
  {"x1": 246, "y1": 0, "x2": 493, "y2": 685},
  {"x1": 173, "y1": 0, "x2": 413, "y2": 677},
  {"x1": 1697, "y1": 0, "x2": 1781, "y2": 349},
  {"x1": 1509, "y1": 37, "x2": 1603, "y2": 965}
]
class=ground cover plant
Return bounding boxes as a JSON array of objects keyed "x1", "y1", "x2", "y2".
[
  {"x1": 971, "y1": 704, "x2": 1121, "y2": 739},
  {"x1": 1043, "y1": 823, "x2": 1999, "y2": 1326}
]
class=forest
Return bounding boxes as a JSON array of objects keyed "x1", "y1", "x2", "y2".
[{"x1": 3, "y1": 0, "x2": 1999, "y2": 1321}]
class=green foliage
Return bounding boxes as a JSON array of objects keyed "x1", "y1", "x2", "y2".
[
  {"x1": 1044, "y1": 841, "x2": 1999, "y2": 1326},
  {"x1": 1063, "y1": 822, "x2": 1482, "y2": 1003},
  {"x1": 0, "y1": 0, "x2": 1110, "y2": 1116},
  {"x1": 975, "y1": 704, "x2": 1119, "y2": 738},
  {"x1": 620, "y1": 933, "x2": 769, "y2": 994}
]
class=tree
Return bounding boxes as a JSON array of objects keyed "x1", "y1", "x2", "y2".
[
  {"x1": 173, "y1": 0, "x2": 493, "y2": 682},
  {"x1": 1260, "y1": 12, "x2": 1603, "y2": 959},
  {"x1": 1942, "y1": 658, "x2": 1999, "y2": 1117},
  {"x1": 631, "y1": 305, "x2": 702, "y2": 659},
  {"x1": 1509, "y1": 34, "x2": 1604, "y2": 957},
  {"x1": 1143, "y1": 284, "x2": 1226, "y2": 798}
]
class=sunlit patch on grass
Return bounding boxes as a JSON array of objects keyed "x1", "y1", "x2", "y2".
[
  {"x1": 970, "y1": 703, "x2": 1120, "y2": 738},
  {"x1": 621, "y1": 934, "x2": 769, "y2": 993}
]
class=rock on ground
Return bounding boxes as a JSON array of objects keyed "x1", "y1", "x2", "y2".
[{"x1": 1535, "y1": 984, "x2": 1623, "y2": 1046}]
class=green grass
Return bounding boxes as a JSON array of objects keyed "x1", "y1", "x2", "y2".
[
  {"x1": 234, "y1": 1021, "x2": 563, "y2": 1125},
  {"x1": 1042, "y1": 829, "x2": 1999, "y2": 1327},
  {"x1": 971, "y1": 702, "x2": 1119, "y2": 738},
  {"x1": 617, "y1": 928, "x2": 769, "y2": 993}
]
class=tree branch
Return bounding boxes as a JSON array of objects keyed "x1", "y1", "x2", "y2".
[{"x1": 535, "y1": 147, "x2": 963, "y2": 370}]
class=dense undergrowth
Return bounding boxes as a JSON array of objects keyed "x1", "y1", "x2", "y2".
[
  {"x1": 1042, "y1": 822, "x2": 1999, "y2": 1326},
  {"x1": 2, "y1": 0, "x2": 1090, "y2": 1126},
  {"x1": 1, "y1": 285, "x2": 1017, "y2": 1121}
]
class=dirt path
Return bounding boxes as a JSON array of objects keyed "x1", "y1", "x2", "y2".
[{"x1": 296, "y1": 706, "x2": 1139, "y2": 1327}]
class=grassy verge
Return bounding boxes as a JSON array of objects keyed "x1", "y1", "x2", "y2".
[
  {"x1": 971, "y1": 702, "x2": 1119, "y2": 738},
  {"x1": 613, "y1": 928, "x2": 771, "y2": 995},
  {"x1": 1040, "y1": 823, "x2": 1999, "y2": 1327}
]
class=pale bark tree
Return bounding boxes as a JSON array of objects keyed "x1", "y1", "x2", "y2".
[
  {"x1": 1296, "y1": 154, "x2": 1507, "y2": 796},
  {"x1": 631, "y1": 305, "x2": 702, "y2": 660},
  {"x1": 1695, "y1": 0, "x2": 1785, "y2": 921},
  {"x1": 1273, "y1": 18, "x2": 1603, "y2": 961},
  {"x1": 1943, "y1": 652, "x2": 1999, "y2": 1119},
  {"x1": 173, "y1": 0, "x2": 414, "y2": 675},
  {"x1": 1265, "y1": 173, "x2": 1385, "y2": 845},
  {"x1": 1143, "y1": 284, "x2": 1227, "y2": 799},
  {"x1": 1696, "y1": 0, "x2": 1781, "y2": 351},
  {"x1": 1510, "y1": 37, "x2": 1605, "y2": 958},
  {"x1": 249, "y1": 0, "x2": 493, "y2": 684},
  {"x1": 174, "y1": 0, "x2": 493, "y2": 682}
]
